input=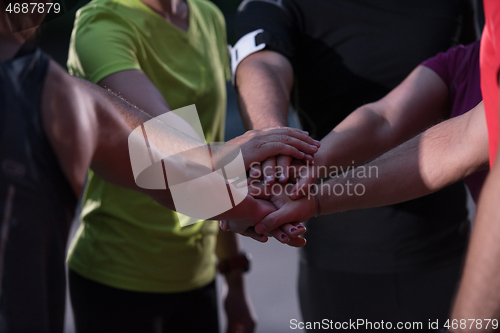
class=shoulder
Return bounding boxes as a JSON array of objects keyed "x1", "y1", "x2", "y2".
[
  {"x1": 74, "y1": 0, "x2": 135, "y2": 33},
  {"x1": 43, "y1": 61, "x2": 97, "y2": 139},
  {"x1": 190, "y1": 0, "x2": 225, "y2": 28}
]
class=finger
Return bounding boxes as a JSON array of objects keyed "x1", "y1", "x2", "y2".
[
  {"x1": 261, "y1": 127, "x2": 320, "y2": 147},
  {"x1": 292, "y1": 222, "x2": 307, "y2": 235},
  {"x1": 248, "y1": 162, "x2": 262, "y2": 180},
  {"x1": 241, "y1": 227, "x2": 269, "y2": 243},
  {"x1": 290, "y1": 178, "x2": 316, "y2": 200},
  {"x1": 262, "y1": 157, "x2": 276, "y2": 185},
  {"x1": 267, "y1": 228, "x2": 290, "y2": 244},
  {"x1": 246, "y1": 180, "x2": 272, "y2": 199},
  {"x1": 255, "y1": 209, "x2": 292, "y2": 235},
  {"x1": 263, "y1": 135, "x2": 319, "y2": 155},
  {"x1": 286, "y1": 237, "x2": 307, "y2": 247},
  {"x1": 219, "y1": 220, "x2": 231, "y2": 231},
  {"x1": 279, "y1": 222, "x2": 304, "y2": 238},
  {"x1": 276, "y1": 155, "x2": 292, "y2": 183},
  {"x1": 303, "y1": 154, "x2": 315, "y2": 163}
]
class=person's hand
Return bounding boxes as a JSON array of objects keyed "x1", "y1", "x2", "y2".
[
  {"x1": 241, "y1": 181, "x2": 308, "y2": 247},
  {"x1": 287, "y1": 160, "x2": 318, "y2": 200},
  {"x1": 227, "y1": 127, "x2": 320, "y2": 171},
  {"x1": 253, "y1": 183, "x2": 317, "y2": 235},
  {"x1": 220, "y1": 220, "x2": 307, "y2": 247},
  {"x1": 251, "y1": 154, "x2": 294, "y2": 185},
  {"x1": 214, "y1": 196, "x2": 276, "y2": 234},
  {"x1": 215, "y1": 194, "x2": 304, "y2": 245},
  {"x1": 223, "y1": 271, "x2": 257, "y2": 333}
]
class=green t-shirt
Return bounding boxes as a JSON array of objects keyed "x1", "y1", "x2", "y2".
[{"x1": 67, "y1": 0, "x2": 229, "y2": 292}]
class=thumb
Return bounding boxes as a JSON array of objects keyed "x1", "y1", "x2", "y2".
[{"x1": 254, "y1": 208, "x2": 289, "y2": 234}]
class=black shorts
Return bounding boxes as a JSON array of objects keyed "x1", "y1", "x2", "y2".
[{"x1": 69, "y1": 270, "x2": 219, "y2": 333}]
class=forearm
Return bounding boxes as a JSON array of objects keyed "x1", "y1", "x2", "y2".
[
  {"x1": 315, "y1": 103, "x2": 394, "y2": 175},
  {"x1": 319, "y1": 108, "x2": 488, "y2": 215},
  {"x1": 315, "y1": 66, "x2": 449, "y2": 178},
  {"x1": 451, "y1": 163, "x2": 500, "y2": 329},
  {"x1": 236, "y1": 51, "x2": 293, "y2": 129}
]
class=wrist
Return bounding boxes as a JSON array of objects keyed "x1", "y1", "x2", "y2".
[
  {"x1": 224, "y1": 270, "x2": 245, "y2": 290},
  {"x1": 312, "y1": 150, "x2": 330, "y2": 178},
  {"x1": 310, "y1": 185, "x2": 322, "y2": 217},
  {"x1": 217, "y1": 252, "x2": 251, "y2": 276}
]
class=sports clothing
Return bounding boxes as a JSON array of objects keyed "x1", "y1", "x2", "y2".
[
  {"x1": 298, "y1": 261, "x2": 462, "y2": 331},
  {"x1": 67, "y1": 0, "x2": 229, "y2": 293},
  {"x1": 69, "y1": 270, "x2": 219, "y2": 333},
  {"x1": 481, "y1": 0, "x2": 500, "y2": 166},
  {"x1": 422, "y1": 41, "x2": 487, "y2": 202},
  {"x1": 236, "y1": 0, "x2": 475, "y2": 329},
  {"x1": 236, "y1": 0, "x2": 472, "y2": 274},
  {"x1": 0, "y1": 45, "x2": 77, "y2": 333}
]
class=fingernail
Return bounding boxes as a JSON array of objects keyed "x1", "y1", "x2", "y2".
[
  {"x1": 279, "y1": 174, "x2": 287, "y2": 182},
  {"x1": 290, "y1": 227, "x2": 297, "y2": 233},
  {"x1": 265, "y1": 176, "x2": 274, "y2": 184},
  {"x1": 281, "y1": 234, "x2": 288, "y2": 240},
  {"x1": 310, "y1": 145, "x2": 318, "y2": 150},
  {"x1": 297, "y1": 225, "x2": 304, "y2": 230},
  {"x1": 313, "y1": 139, "x2": 320, "y2": 145}
]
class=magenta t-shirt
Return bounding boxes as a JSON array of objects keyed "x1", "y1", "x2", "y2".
[{"x1": 421, "y1": 40, "x2": 487, "y2": 202}]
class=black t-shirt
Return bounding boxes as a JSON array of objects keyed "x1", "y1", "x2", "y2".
[
  {"x1": 0, "y1": 45, "x2": 77, "y2": 332},
  {"x1": 236, "y1": 0, "x2": 475, "y2": 273}
]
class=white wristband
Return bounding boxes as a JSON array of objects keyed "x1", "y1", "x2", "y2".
[{"x1": 229, "y1": 29, "x2": 266, "y2": 83}]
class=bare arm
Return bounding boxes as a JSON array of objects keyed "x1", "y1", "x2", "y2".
[
  {"x1": 315, "y1": 66, "x2": 450, "y2": 175},
  {"x1": 215, "y1": 231, "x2": 256, "y2": 332},
  {"x1": 98, "y1": 69, "x2": 172, "y2": 118},
  {"x1": 450, "y1": 101, "x2": 500, "y2": 330},
  {"x1": 318, "y1": 101, "x2": 489, "y2": 214},
  {"x1": 236, "y1": 50, "x2": 293, "y2": 130},
  {"x1": 253, "y1": 103, "x2": 489, "y2": 233},
  {"x1": 41, "y1": 61, "x2": 317, "y2": 222}
]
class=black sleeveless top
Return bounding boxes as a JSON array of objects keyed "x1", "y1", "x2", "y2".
[{"x1": 0, "y1": 45, "x2": 77, "y2": 332}]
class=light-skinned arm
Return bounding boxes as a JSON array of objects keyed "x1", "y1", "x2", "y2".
[
  {"x1": 289, "y1": 65, "x2": 451, "y2": 197},
  {"x1": 253, "y1": 102, "x2": 489, "y2": 234},
  {"x1": 450, "y1": 96, "x2": 500, "y2": 331},
  {"x1": 236, "y1": 50, "x2": 299, "y2": 182},
  {"x1": 316, "y1": 65, "x2": 449, "y2": 171}
]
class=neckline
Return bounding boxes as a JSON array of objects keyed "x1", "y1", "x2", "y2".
[{"x1": 132, "y1": 0, "x2": 194, "y2": 38}]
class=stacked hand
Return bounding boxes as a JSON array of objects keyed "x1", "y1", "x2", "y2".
[{"x1": 218, "y1": 127, "x2": 321, "y2": 247}]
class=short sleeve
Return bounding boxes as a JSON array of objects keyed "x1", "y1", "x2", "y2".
[
  {"x1": 420, "y1": 48, "x2": 454, "y2": 87},
  {"x1": 212, "y1": 7, "x2": 231, "y2": 81},
  {"x1": 235, "y1": 0, "x2": 298, "y2": 63},
  {"x1": 67, "y1": 7, "x2": 141, "y2": 83},
  {"x1": 421, "y1": 42, "x2": 480, "y2": 89}
]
